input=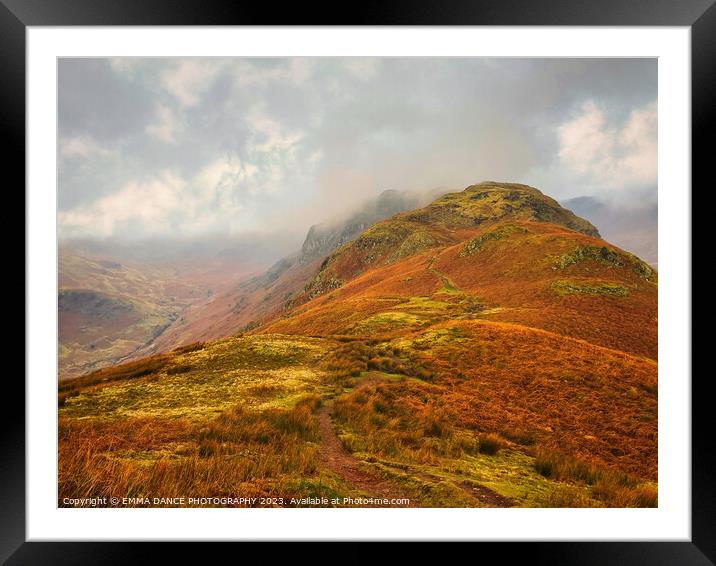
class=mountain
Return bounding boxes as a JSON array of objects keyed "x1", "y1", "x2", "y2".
[
  {"x1": 297, "y1": 182, "x2": 599, "y2": 301},
  {"x1": 59, "y1": 182, "x2": 657, "y2": 509},
  {"x1": 264, "y1": 182, "x2": 655, "y2": 359}
]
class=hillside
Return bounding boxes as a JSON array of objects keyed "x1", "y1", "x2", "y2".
[
  {"x1": 298, "y1": 182, "x2": 599, "y2": 300},
  {"x1": 58, "y1": 182, "x2": 658, "y2": 508},
  {"x1": 268, "y1": 182, "x2": 656, "y2": 359}
]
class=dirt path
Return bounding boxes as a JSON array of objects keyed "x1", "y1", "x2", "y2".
[
  {"x1": 376, "y1": 459, "x2": 514, "y2": 508},
  {"x1": 318, "y1": 404, "x2": 417, "y2": 507},
  {"x1": 317, "y1": 404, "x2": 513, "y2": 508},
  {"x1": 454, "y1": 481, "x2": 514, "y2": 507},
  {"x1": 426, "y1": 256, "x2": 461, "y2": 294}
]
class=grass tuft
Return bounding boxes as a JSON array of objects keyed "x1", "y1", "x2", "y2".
[{"x1": 478, "y1": 433, "x2": 507, "y2": 455}]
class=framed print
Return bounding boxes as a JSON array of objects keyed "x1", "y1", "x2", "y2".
[{"x1": 5, "y1": 0, "x2": 709, "y2": 562}]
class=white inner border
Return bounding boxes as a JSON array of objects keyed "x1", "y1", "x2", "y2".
[{"x1": 27, "y1": 27, "x2": 691, "y2": 541}]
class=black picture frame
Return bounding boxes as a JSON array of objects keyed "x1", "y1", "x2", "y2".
[{"x1": 4, "y1": 1, "x2": 707, "y2": 563}]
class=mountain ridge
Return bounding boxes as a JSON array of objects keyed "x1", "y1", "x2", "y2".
[
  {"x1": 298, "y1": 182, "x2": 601, "y2": 304},
  {"x1": 299, "y1": 189, "x2": 421, "y2": 264}
]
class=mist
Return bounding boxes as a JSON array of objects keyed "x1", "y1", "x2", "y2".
[
  {"x1": 60, "y1": 231, "x2": 303, "y2": 268},
  {"x1": 58, "y1": 57, "x2": 657, "y2": 262}
]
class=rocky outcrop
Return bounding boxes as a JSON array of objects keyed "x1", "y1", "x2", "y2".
[{"x1": 299, "y1": 189, "x2": 420, "y2": 264}]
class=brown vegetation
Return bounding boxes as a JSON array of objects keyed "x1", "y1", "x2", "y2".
[
  {"x1": 59, "y1": 395, "x2": 326, "y2": 506},
  {"x1": 58, "y1": 182, "x2": 658, "y2": 508}
]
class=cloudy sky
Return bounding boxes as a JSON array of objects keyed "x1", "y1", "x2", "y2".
[{"x1": 58, "y1": 58, "x2": 657, "y2": 244}]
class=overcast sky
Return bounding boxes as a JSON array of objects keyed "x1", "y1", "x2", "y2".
[{"x1": 58, "y1": 57, "x2": 657, "y2": 243}]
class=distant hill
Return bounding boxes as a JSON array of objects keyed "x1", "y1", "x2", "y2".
[
  {"x1": 298, "y1": 182, "x2": 598, "y2": 300},
  {"x1": 58, "y1": 249, "x2": 259, "y2": 379}
]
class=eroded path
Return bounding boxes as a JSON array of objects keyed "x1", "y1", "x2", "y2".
[
  {"x1": 317, "y1": 403, "x2": 513, "y2": 508},
  {"x1": 318, "y1": 405, "x2": 417, "y2": 507}
]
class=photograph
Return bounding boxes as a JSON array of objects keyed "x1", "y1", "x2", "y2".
[{"x1": 56, "y1": 56, "x2": 659, "y2": 510}]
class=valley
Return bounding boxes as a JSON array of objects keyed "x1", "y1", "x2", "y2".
[{"x1": 58, "y1": 249, "x2": 260, "y2": 379}]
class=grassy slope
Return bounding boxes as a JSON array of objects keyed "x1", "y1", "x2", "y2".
[
  {"x1": 59, "y1": 335, "x2": 352, "y2": 505},
  {"x1": 264, "y1": 219, "x2": 656, "y2": 359},
  {"x1": 59, "y1": 182, "x2": 658, "y2": 508},
  {"x1": 59, "y1": 327, "x2": 656, "y2": 507}
]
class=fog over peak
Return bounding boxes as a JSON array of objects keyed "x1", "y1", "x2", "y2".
[{"x1": 59, "y1": 57, "x2": 657, "y2": 256}]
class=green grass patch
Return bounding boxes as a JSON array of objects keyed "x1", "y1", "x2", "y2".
[
  {"x1": 351, "y1": 311, "x2": 424, "y2": 334},
  {"x1": 393, "y1": 296, "x2": 451, "y2": 313},
  {"x1": 459, "y1": 224, "x2": 529, "y2": 257},
  {"x1": 551, "y1": 280, "x2": 629, "y2": 297},
  {"x1": 556, "y1": 245, "x2": 654, "y2": 279}
]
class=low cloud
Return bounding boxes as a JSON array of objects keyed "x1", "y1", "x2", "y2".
[
  {"x1": 59, "y1": 133, "x2": 318, "y2": 240},
  {"x1": 59, "y1": 171, "x2": 187, "y2": 238},
  {"x1": 59, "y1": 58, "x2": 657, "y2": 247}
]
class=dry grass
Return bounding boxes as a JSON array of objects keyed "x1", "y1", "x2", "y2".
[
  {"x1": 333, "y1": 382, "x2": 481, "y2": 462},
  {"x1": 58, "y1": 335, "x2": 345, "y2": 507},
  {"x1": 59, "y1": 353, "x2": 172, "y2": 395},
  {"x1": 478, "y1": 433, "x2": 508, "y2": 455},
  {"x1": 395, "y1": 320, "x2": 658, "y2": 480},
  {"x1": 59, "y1": 310, "x2": 657, "y2": 508},
  {"x1": 319, "y1": 316, "x2": 656, "y2": 507},
  {"x1": 533, "y1": 448, "x2": 657, "y2": 507},
  {"x1": 59, "y1": 395, "x2": 325, "y2": 506},
  {"x1": 172, "y1": 341, "x2": 206, "y2": 354}
]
